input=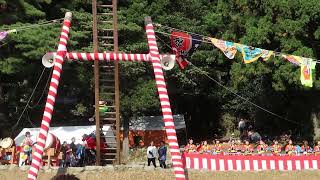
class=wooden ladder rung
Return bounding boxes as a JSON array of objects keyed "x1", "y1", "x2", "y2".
[
  {"x1": 99, "y1": 28, "x2": 114, "y2": 31},
  {"x1": 98, "y1": 36, "x2": 114, "y2": 40},
  {"x1": 100, "y1": 79, "x2": 114, "y2": 82},
  {"x1": 103, "y1": 112, "x2": 116, "y2": 115},
  {"x1": 102, "y1": 147, "x2": 117, "y2": 150},
  {"x1": 101, "y1": 66, "x2": 115, "y2": 68},
  {"x1": 105, "y1": 142, "x2": 117, "y2": 144},
  {"x1": 101, "y1": 153, "x2": 117, "y2": 156},
  {"x1": 100, "y1": 92, "x2": 115, "y2": 95},
  {"x1": 100, "y1": 43, "x2": 114, "y2": 47},
  {"x1": 97, "y1": 4, "x2": 113, "y2": 8},
  {"x1": 101, "y1": 135, "x2": 116, "y2": 138},
  {"x1": 101, "y1": 117, "x2": 116, "y2": 121},
  {"x1": 97, "y1": 13, "x2": 113, "y2": 16},
  {"x1": 101, "y1": 159, "x2": 116, "y2": 161},
  {"x1": 97, "y1": 20, "x2": 113, "y2": 24},
  {"x1": 100, "y1": 86, "x2": 115, "y2": 89}
]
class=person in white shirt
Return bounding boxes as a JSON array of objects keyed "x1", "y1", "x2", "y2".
[{"x1": 147, "y1": 141, "x2": 157, "y2": 167}]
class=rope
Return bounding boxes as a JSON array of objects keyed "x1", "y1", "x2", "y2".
[
  {"x1": 154, "y1": 24, "x2": 320, "y2": 64},
  {"x1": 1, "y1": 18, "x2": 63, "y2": 32},
  {"x1": 11, "y1": 67, "x2": 47, "y2": 131},
  {"x1": 28, "y1": 68, "x2": 53, "y2": 108},
  {"x1": 155, "y1": 35, "x2": 301, "y2": 126},
  {"x1": 189, "y1": 63, "x2": 300, "y2": 125},
  {"x1": 26, "y1": 109, "x2": 36, "y2": 128}
]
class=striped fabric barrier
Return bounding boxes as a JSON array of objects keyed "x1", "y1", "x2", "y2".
[
  {"x1": 27, "y1": 12, "x2": 72, "y2": 180},
  {"x1": 48, "y1": 52, "x2": 167, "y2": 62},
  {"x1": 184, "y1": 153, "x2": 320, "y2": 171},
  {"x1": 145, "y1": 17, "x2": 186, "y2": 180}
]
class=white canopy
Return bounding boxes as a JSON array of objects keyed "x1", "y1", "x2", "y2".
[{"x1": 14, "y1": 125, "x2": 116, "y2": 147}]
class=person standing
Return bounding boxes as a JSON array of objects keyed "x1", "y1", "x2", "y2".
[
  {"x1": 238, "y1": 118, "x2": 246, "y2": 133},
  {"x1": 70, "y1": 137, "x2": 77, "y2": 155},
  {"x1": 19, "y1": 131, "x2": 33, "y2": 166},
  {"x1": 60, "y1": 141, "x2": 70, "y2": 167},
  {"x1": 158, "y1": 141, "x2": 167, "y2": 168},
  {"x1": 147, "y1": 141, "x2": 157, "y2": 167}
]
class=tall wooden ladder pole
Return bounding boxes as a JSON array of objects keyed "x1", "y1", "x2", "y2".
[
  {"x1": 92, "y1": 0, "x2": 120, "y2": 165},
  {"x1": 92, "y1": 0, "x2": 101, "y2": 166},
  {"x1": 113, "y1": 0, "x2": 121, "y2": 165}
]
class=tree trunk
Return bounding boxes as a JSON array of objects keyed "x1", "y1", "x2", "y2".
[
  {"x1": 312, "y1": 112, "x2": 320, "y2": 140},
  {"x1": 122, "y1": 116, "x2": 129, "y2": 161}
]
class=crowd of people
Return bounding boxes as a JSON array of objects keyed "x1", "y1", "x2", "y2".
[
  {"x1": 183, "y1": 118, "x2": 320, "y2": 156},
  {"x1": 184, "y1": 138, "x2": 320, "y2": 156},
  {"x1": 146, "y1": 141, "x2": 167, "y2": 168},
  {"x1": 17, "y1": 131, "x2": 102, "y2": 167}
]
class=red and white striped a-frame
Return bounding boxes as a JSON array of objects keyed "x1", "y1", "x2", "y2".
[{"x1": 27, "y1": 13, "x2": 187, "y2": 180}]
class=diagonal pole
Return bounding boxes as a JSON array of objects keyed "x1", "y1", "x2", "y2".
[
  {"x1": 27, "y1": 12, "x2": 72, "y2": 180},
  {"x1": 145, "y1": 16, "x2": 187, "y2": 180}
]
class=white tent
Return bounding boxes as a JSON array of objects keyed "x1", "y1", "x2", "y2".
[{"x1": 14, "y1": 125, "x2": 116, "y2": 147}]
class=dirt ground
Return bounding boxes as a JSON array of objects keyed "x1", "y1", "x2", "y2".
[{"x1": 0, "y1": 169, "x2": 320, "y2": 180}]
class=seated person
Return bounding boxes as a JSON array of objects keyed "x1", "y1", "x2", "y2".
[
  {"x1": 285, "y1": 139, "x2": 296, "y2": 155},
  {"x1": 314, "y1": 141, "x2": 320, "y2": 155},
  {"x1": 212, "y1": 140, "x2": 223, "y2": 154},
  {"x1": 199, "y1": 141, "x2": 210, "y2": 154},
  {"x1": 301, "y1": 140, "x2": 313, "y2": 155},
  {"x1": 271, "y1": 140, "x2": 282, "y2": 155},
  {"x1": 256, "y1": 140, "x2": 268, "y2": 154},
  {"x1": 242, "y1": 140, "x2": 254, "y2": 155},
  {"x1": 228, "y1": 140, "x2": 238, "y2": 153},
  {"x1": 184, "y1": 139, "x2": 196, "y2": 153}
]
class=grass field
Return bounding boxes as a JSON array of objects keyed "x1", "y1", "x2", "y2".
[{"x1": 0, "y1": 169, "x2": 319, "y2": 180}]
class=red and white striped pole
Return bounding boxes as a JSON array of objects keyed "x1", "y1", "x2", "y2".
[
  {"x1": 145, "y1": 17, "x2": 187, "y2": 180},
  {"x1": 46, "y1": 52, "x2": 167, "y2": 62},
  {"x1": 27, "y1": 12, "x2": 72, "y2": 180}
]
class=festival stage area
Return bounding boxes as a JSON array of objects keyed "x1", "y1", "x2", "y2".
[{"x1": 0, "y1": 165, "x2": 319, "y2": 180}]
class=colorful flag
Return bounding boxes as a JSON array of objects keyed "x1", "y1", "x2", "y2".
[
  {"x1": 0, "y1": 29, "x2": 17, "y2": 42},
  {"x1": 282, "y1": 55, "x2": 316, "y2": 87},
  {"x1": 170, "y1": 31, "x2": 202, "y2": 69},
  {"x1": 236, "y1": 44, "x2": 273, "y2": 64},
  {"x1": 261, "y1": 49, "x2": 274, "y2": 61},
  {"x1": 300, "y1": 58, "x2": 316, "y2": 87},
  {"x1": 282, "y1": 55, "x2": 301, "y2": 66},
  {"x1": 0, "y1": 31, "x2": 8, "y2": 42},
  {"x1": 211, "y1": 38, "x2": 237, "y2": 59}
]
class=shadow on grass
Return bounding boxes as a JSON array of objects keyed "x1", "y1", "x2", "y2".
[{"x1": 51, "y1": 166, "x2": 79, "y2": 180}]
